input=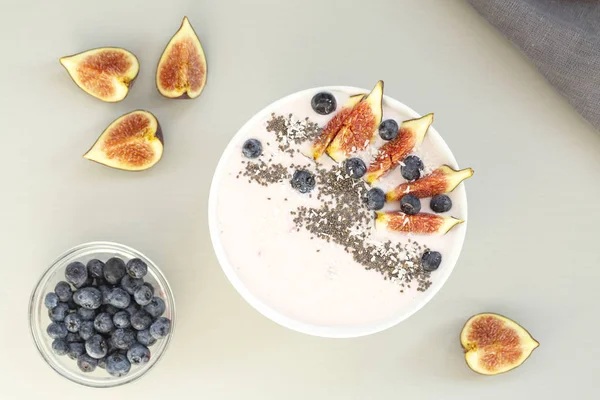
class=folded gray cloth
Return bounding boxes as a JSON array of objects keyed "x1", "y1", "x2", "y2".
[{"x1": 467, "y1": 0, "x2": 600, "y2": 131}]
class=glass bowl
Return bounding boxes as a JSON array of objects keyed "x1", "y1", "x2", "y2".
[{"x1": 29, "y1": 242, "x2": 176, "y2": 388}]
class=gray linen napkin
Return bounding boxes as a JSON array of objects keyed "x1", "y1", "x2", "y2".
[{"x1": 467, "y1": 0, "x2": 600, "y2": 131}]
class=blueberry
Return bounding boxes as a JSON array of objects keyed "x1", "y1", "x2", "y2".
[
  {"x1": 134, "y1": 284, "x2": 154, "y2": 306},
  {"x1": 103, "y1": 304, "x2": 119, "y2": 315},
  {"x1": 80, "y1": 276, "x2": 93, "y2": 288},
  {"x1": 365, "y1": 188, "x2": 386, "y2": 210},
  {"x1": 77, "y1": 353, "x2": 98, "y2": 373},
  {"x1": 79, "y1": 321, "x2": 95, "y2": 341},
  {"x1": 401, "y1": 155, "x2": 424, "y2": 181},
  {"x1": 430, "y1": 194, "x2": 452, "y2": 213},
  {"x1": 144, "y1": 297, "x2": 166, "y2": 318},
  {"x1": 291, "y1": 170, "x2": 316, "y2": 194},
  {"x1": 106, "y1": 352, "x2": 131, "y2": 377},
  {"x1": 107, "y1": 288, "x2": 131, "y2": 309},
  {"x1": 98, "y1": 285, "x2": 111, "y2": 305},
  {"x1": 112, "y1": 329, "x2": 136, "y2": 350},
  {"x1": 77, "y1": 307, "x2": 96, "y2": 321},
  {"x1": 150, "y1": 317, "x2": 171, "y2": 339},
  {"x1": 311, "y1": 92, "x2": 337, "y2": 115},
  {"x1": 242, "y1": 139, "x2": 262, "y2": 159},
  {"x1": 94, "y1": 277, "x2": 106, "y2": 286},
  {"x1": 127, "y1": 343, "x2": 151, "y2": 365},
  {"x1": 121, "y1": 275, "x2": 143, "y2": 295},
  {"x1": 65, "y1": 262, "x2": 88, "y2": 288},
  {"x1": 54, "y1": 281, "x2": 72, "y2": 302},
  {"x1": 67, "y1": 298, "x2": 78, "y2": 311},
  {"x1": 94, "y1": 312, "x2": 115, "y2": 334},
  {"x1": 52, "y1": 339, "x2": 69, "y2": 356},
  {"x1": 66, "y1": 332, "x2": 82, "y2": 343},
  {"x1": 85, "y1": 334, "x2": 108, "y2": 359},
  {"x1": 73, "y1": 287, "x2": 102, "y2": 310},
  {"x1": 400, "y1": 194, "x2": 421, "y2": 215},
  {"x1": 47, "y1": 322, "x2": 68, "y2": 339},
  {"x1": 86, "y1": 259, "x2": 105, "y2": 279},
  {"x1": 130, "y1": 310, "x2": 153, "y2": 331},
  {"x1": 379, "y1": 119, "x2": 399, "y2": 141},
  {"x1": 421, "y1": 251, "x2": 442, "y2": 272},
  {"x1": 136, "y1": 329, "x2": 157, "y2": 347},
  {"x1": 126, "y1": 258, "x2": 148, "y2": 279},
  {"x1": 345, "y1": 158, "x2": 367, "y2": 179},
  {"x1": 125, "y1": 302, "x2": 140, "y2": 316},
  {"x1": 98, "y1": 357, "x2": 107, "y2": 369},
  {"x1": 44, "y1": 292, "x2": 60, "y2": 309},
  {"x1": 104, "y1": 257, "x2": 126, "y2": 285},
  {"x1": 113, "y1": 311, "x2": 131, "y2": 329},
  {"x1": 67, "y1": 342, "x2": 85, "y2": 360},
  {"x1": 64, "y1": 313, "x2": 83, "y2": 333},
  {"x1": 48, "y1": 303, "x2": 70, "y2": 322}
]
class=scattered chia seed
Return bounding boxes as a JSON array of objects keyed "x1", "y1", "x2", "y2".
[{"x1": 241, "y1": 160, "x2": 290, "y2": 186}]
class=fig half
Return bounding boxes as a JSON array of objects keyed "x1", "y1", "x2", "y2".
[
  {"x1": 376, "y1": 211, "x2": 463, "y2": 234},
  {"x1": 386, "y1": 165, "x2": 474, "y2": 201},
  {"x1": 156, "y1": 16, "x2": 207, "y2": 99},
  {"x1": 84, "y1": 110, "x2": 163, "y2": 171},
  {"x1": 60, "y1": 48, "x2": 139, "y2": 102},
  {"x1": 461, "y1": 313, "x2": 539, "y2": 375}
]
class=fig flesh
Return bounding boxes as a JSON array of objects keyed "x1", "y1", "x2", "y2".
[
  {"x1": 376, "y1": 211, "x2": 463, "y2": 234},
  {"x1": 365, "y1": 113, "x2": 434, "y2": 183},
  {"x1": 84, "y1": 110, "x2": 163, "y2": 171},
  {"x1": 386, "y1": 165, "x2": 474, "y2": 201},
  {"x1": 326, "y1": 81, "x2": 384, "y2": 162},
  {"x1": 60, "y1": 47, "x2": 139, "y2": 102},
  {"x1": 156, "y1": 16, "x2": 207, "y2": 99},
  {"x1": 461, "y1": 313, "x2": 539, "y2": 375}
]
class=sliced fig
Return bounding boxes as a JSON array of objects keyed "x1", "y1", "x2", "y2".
[
  {"x1": 156, "y1": 16, "x2": 207, "y2": 99},
  {"x1": 84, "y1": 110, "x2": 163, "y2": 171},
  {"x1": 326, "y1": 81, "x2": 384, "y2": 162},
  {"x1": 60, "y1": 48, "x2": 139, "y2": 102},
  {"x1": 386, "y1": 165, "x2": 474, "y2": 201},
  {"x1": 365, "y1": 113, "x2": 433, "y2": 183},
  {"x1": 461, "y1": 313, "x2": 539, "y2": 375},
  {"x1": 375, "y1": 211, "x2": 463, "y2": 234},
  {"x1": 311, "y1": 94, "x2": 364, "y2": 160}
]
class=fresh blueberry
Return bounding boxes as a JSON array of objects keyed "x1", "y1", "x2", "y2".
[
  {"x1": 421, "y1": 250, "x2": 442, "y2": 272},
  {"x1": 44, "y1": 293, "x2": 60, "y2": 309},
  {"x1": 52, "y1": 339, "x2": 69, "y2": 356},
  {"x1": 379, "y1": 119, "x2": 399, "y2": 141},
  {"x1": 242, "y1": 139, "x2": 262, "y2": 159},
  {"x1": 85, "y1": 334, "x2": 108, "y2": 359},
  {"x1": 103, "y1": 304, "x2": 119, "y2": 315},
  {"x1": 68, "y1": 342, "x2": 85, "y2": 360},
  {"x1": 94, "y1": 312, "x2": 115, "y2": 334},
  {"x1": 98, "y1": 285, "x2": 111, "y2": 305},
  {"x1": 48, "y1": 303, "x2": 70, "y2": 322},
  {"x1": 64, "y1": 313, "x2": 83, "y2": 333},
  {"x1": 65, "y1": 262, "x2": 88, "y2": 288},
  {"x1": 107, "y1": 288, "x2": 131, "y2": 309},
  {"x1": 79, "y1": 321, "x2": 95, "y2": 341},
  {"x1": 104, "y1": 257, "x2": 126, "y2": 285},
  {"x1": 94, "y1": 277, "x2": 106, "y2": 286},
  {"x1": 291, "y1": 170, "x2": 316, "y2": 194},
  {"x1": 47, "y1": 322, "x2": 68, "y2": 339},
  {"x1": 113, "y1": 311, "x2": 131, "y2": 329},
  {"x1": 121, "y1": 275, "x2": 143, "y2": 295},
  {"x1": 133, "y1": 284, "x2": 154, "y2": 306},
  {"x1": 86, "y1": 259, "x2": 105, "y2": 279},
  {"x1": 54, "y1": 281, "x2": 72, "y2": 302},
  {"x1": 77, "y1": 353, "x2": 98, "y2": 373},
  {"x1": 365, "y1": 188, "x2": 386, "y2": 210},
  {"x1": 126, "y1": 258, "x2": 148, "y2": 279},
  {"x1": 73, "y1": 287, "x2": 102, "y2": 310},
  {"x1": 98, "y1": 357, "x2": 107, "y2": 369},
  {"x1": 400, "y1": 194, "x2": 421, "y2": 215},
  {"x1": 77, "y1": 307, "x2": 96, "y2": 321},
  {"x1": 127, "y1": 343, "x2": 151, "y2": 365},
  {"x1": 345, "y1": 158, "x2": 367, "y2": 179},
  {"x1": 106, "y1": 352, "x2": 131, "y2": 377},
  {"x1": 125, "y1": 302, "x2": 140, "y2": 316},
  {"x1": 67, "y1": 298, "x2": 78, "y2": 311},
  {"x1": 401, "y1": 155, "x2": 424, "y2": 181},
  {"x1": 150, "y1": 317, "x2": 171, "y2": 339},
  {"x1": 430, "y1": 194, "x2": 452, "y2": 213},
  {"x1": 112, "y1": 329, "x2": 136, "y2": 350},
  {"x1": 136, "y1": 329, "x2": 157, "y2": 347},
  {"x1": 144, "y1": 297, "x2": 166, "y2": 318},
  {"x1": 130, "y1": 310, "x2": 153, "y2": 331},
  {"x1": 66, "y1": 332, "x2": 82, "y2": 343},
  {"x1": 80, "y1": 276, "x2": 93, "y2": 288},
  {"x1": 311, "y1": 92, "x2": 337, "y2": 115}
]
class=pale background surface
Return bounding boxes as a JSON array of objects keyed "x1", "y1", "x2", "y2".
[{"x1": 1, "y1": 0, "x2": 599, "y2": 398}]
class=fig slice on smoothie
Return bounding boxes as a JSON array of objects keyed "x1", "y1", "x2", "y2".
[
  {"x1": 375, "y1": 211, "x2": 463, "y2": 234},
  {"x1": 311, "y1": 94, "x2": 364, "y2": 160},
  {"x1": 365, "y1": 113, "x2": 433, "y2": 183},
  {"x1": 386, "y1": 165, "x2": 474, "y2": 201},
  {"x1": 326, "y1": 80, "x2": 384, "y2": 162}
]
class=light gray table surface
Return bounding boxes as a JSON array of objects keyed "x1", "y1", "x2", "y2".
[{"x1": 1, "y1": 0, "x2": 599, "y2": 398}]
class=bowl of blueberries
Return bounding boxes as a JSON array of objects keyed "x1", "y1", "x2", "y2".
[{"x1": 29, "y1": 242, "x2": 175, "y2": 388}]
